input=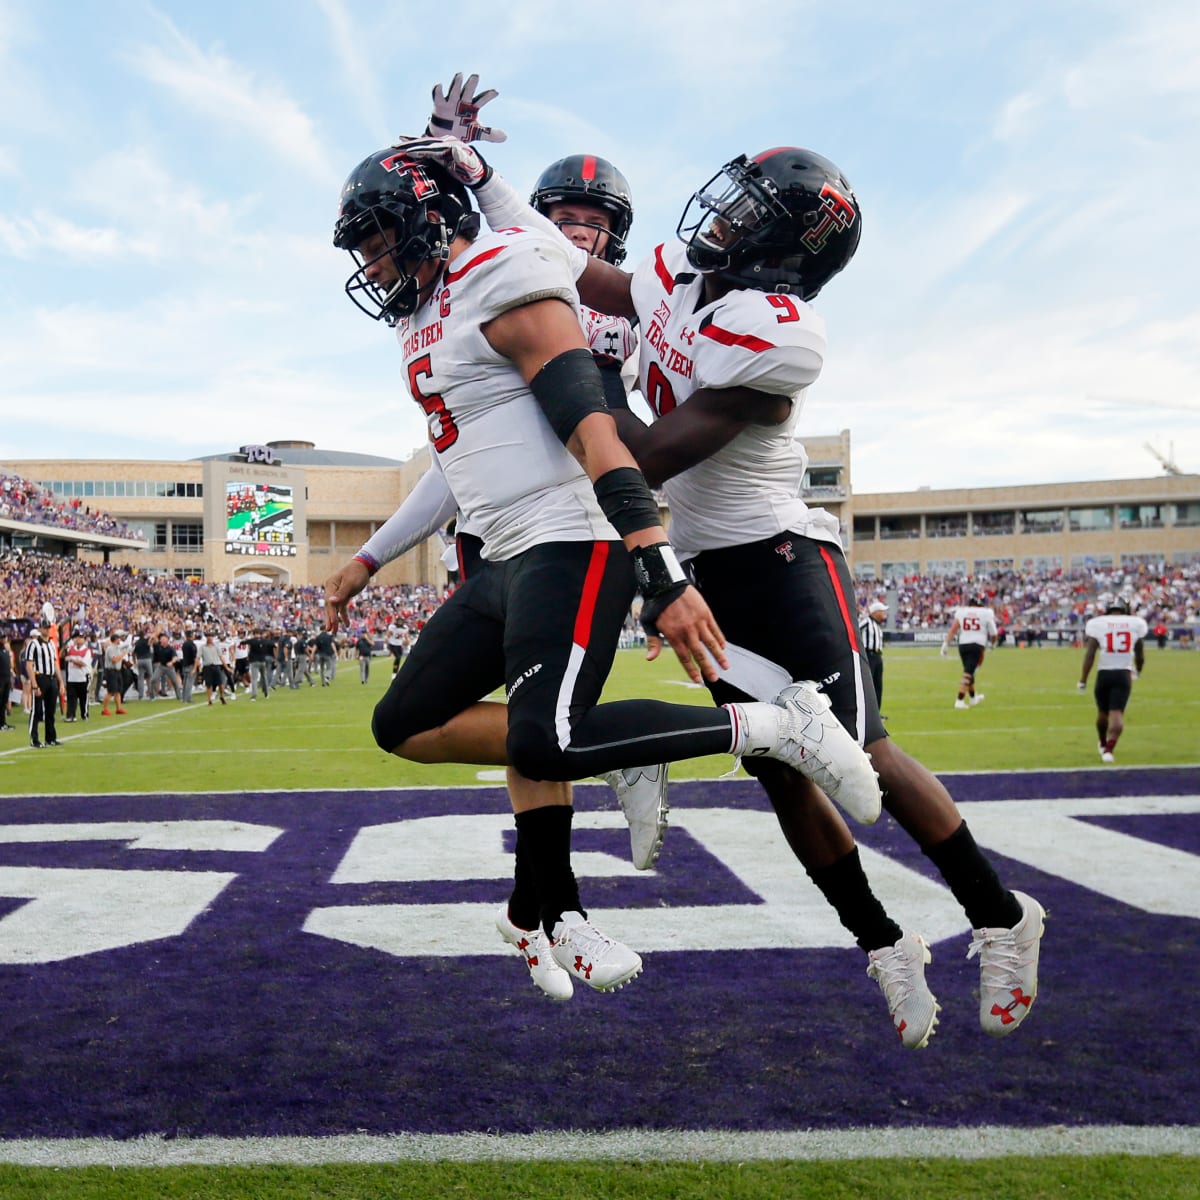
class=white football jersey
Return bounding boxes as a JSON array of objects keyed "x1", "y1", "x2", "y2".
[
  {"x1": 385, "y1": 623, "x2": 405, "y2": 647},
  {"x1": 629, "y1": 240, "x2": 837, "y2": 559},
  {"x1": 1085, "y1": 614, "x2": 1148, "y2": 670},
  {"x1": 393, "y1": 227, "x2": 617, "y2": 562},
  {"x1": 953, "y1": 606, "x2": 997, "y2": 646}
]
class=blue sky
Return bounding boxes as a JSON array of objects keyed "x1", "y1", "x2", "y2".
[{"x1": 1, "y1": 0, "x2": 1196, "y2": 492}]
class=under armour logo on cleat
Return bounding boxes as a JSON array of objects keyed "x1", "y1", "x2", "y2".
[
  {"x1": 574, "y1": 956, "x2": 592, "y2": 979},
  {"x1": 990, "y1": 988, "x2": 1033, "y2": 1024}
]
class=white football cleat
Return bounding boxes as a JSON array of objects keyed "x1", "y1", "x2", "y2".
[
  {"x1": 866, "y1": 932, "x2": 940, "y2": 1050},
  {"x1": 550, "y1": 911, "x2": 642, "y2": 992},
  {"x1": 496, "y1": 906, "x2": 573, "y2": 1001},
  {"x1": 602, "y1": 764, "x2": 669, "y2": 869},
  {"x1": 968, "y1": 891, "x2": 1045, "y2": 1037},
  {"x1": 727, "y1": 682, "x2": 881, "y2": 824}
]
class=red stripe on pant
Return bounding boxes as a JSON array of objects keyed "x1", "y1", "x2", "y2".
[
  {"x1": 818, "y1": 546, "x2": 861, "y2": 653},
  {"x1": 572, "y1": 542, "x2": 610, "y2": 648}
]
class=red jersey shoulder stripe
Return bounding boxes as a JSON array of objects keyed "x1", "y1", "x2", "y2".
[
  {"x1": 699, "y1": 321, "x2": 775, "y2": 353},
  {"x1": 652, "y1": 244, "x2": 675, "y2": 293},
  {"x1": 444, "y1": 244, "x2": 506, "y2": 284}
]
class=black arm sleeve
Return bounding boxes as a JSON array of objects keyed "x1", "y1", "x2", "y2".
[
  {"x1": 595, "y1": 358, "x2": 630, "y2": 412},
  {"x1": 528, "y1": 348, "x2": 609, "y2": 445}
]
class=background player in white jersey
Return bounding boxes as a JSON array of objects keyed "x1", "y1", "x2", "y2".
[
  {"x1": 942, "y1": 595, "x2": 998, "y2": 708},
  {"x1": 330, "y1": 141, "x2": 879, "y2": 998},
  {"x1": 407, "y1": 120, "x2": 1046, "y2": 1046},
  {"x1": 1079, "y1": 597, "x2": 1147, "y2": 763}
]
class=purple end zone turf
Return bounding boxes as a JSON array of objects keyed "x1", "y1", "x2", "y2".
[{"x1": 0, "y1": 768, "x2": 1195, "y2": 1138}]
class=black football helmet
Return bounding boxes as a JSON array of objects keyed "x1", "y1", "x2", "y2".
[
  {"x1": 677, "y1": 147, "x2": 861, "y2": 299},
  {"x1": 1106, "y1": 597, "x2": 1131, "y2": 614},
  {"x1": 531, "y1": 155, "x2": 633, "y2": 264},
  {"x1": 333, "y1": 147, "x2": 474, "y2": 323}
]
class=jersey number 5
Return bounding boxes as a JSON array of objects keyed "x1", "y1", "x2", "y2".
[{"x1": 408, "y1": 354, "x2": 459, "y2": 452}]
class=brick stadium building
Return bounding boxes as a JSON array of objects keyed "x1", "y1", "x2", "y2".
[{"x1": 6, "y1": 434, "x2": 1199, "y2": 587}]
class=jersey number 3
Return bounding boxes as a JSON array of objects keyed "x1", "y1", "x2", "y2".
[{"x1": 408, "y1": 354, "x2": 459, "y2": 452}]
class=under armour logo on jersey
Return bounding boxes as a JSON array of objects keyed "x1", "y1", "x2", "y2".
[
  {"x1": 775, "y1": 541, "x2": 795, "y2": 562},
  {"x1": 603, "y1": 330, "x2": 621, "y2": 355},
  {"x1": 679, "y1": 326, "x2": 696, "y2": 346}
]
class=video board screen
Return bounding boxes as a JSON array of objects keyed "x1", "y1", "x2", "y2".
[{"x1": 224, "y1": 481, "x2": 297, "y2": 556}]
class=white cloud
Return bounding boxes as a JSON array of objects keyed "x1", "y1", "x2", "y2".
[
  {"x1": 314, "y1": 0, "x2": 389, "y2": 142},
  {"x1": 128, "y1": 10, "x2": 338, "y2": 186}
]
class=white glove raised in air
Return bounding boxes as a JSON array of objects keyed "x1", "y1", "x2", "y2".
[
  {"x1": 395, "y1": 135, "x2": 492, "y2": 189},
  {"x1": 426, "y1": 72, "x2": 506, "y2": 144}
]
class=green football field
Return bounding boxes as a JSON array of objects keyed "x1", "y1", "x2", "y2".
[
  {"x1": 3, "y1": 643, "x2": 1196, "y2": 796},
  {"x1": 1, "y1": 645, "x2": 1196, "y2": 1199}
]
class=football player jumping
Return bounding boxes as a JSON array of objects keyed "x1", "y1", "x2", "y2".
[
  {"x1": 401, "y1": 89, "x2": 1046, "y2": 1046},
  {"x1": 326, "y1": 89, "x2": 883, "y2": 1000}
]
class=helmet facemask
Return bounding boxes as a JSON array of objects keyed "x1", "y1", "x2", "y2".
[
  {"x1": 338, "y1": 205, "x2": 452, "y2": 324},
  {"x1": 530, "y1": 155, "x2": 634, "y2": 265},
  {"x1": 334, "y1": 151, "x2": 473, "y2": 324},
  {"x1": 677, "y1": 156, "x2": 788, "y2": 275},
  {"x1": 677, "y1": 149, "x2": 861, "y2": 300}
]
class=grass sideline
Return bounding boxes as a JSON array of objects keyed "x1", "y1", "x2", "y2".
[
  {"x1": 2, "y1": 644, "x2": 1197, "y2": 793},
  {"x1": 2, "y1": 644, "x2": 1197, "y2": 1199}
]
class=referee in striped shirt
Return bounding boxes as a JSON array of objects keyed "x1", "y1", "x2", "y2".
[
  {"x1": 858, "y1": 599, "x2": 888, "y2": 712},
  {"x1": 24, "y1": 619, "x2": 64, "y2": 748}
]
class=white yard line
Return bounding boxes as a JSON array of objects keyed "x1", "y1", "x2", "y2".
[
  {"x1": 0, "y1": 1125, "x2": 1193, "y2": 1166},
  {"x1": 0, "y1": 703, "x2": 197, "y2": 758}
]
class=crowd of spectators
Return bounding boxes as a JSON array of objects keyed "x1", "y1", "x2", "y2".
[
  {"x1": 0, "y1": 550, "x2": 451, "y2": 646},
  {"x1": 3, "y1": 548, "x2": 1198, "y2": 653},
  {"x1": 0, "y1": 471, "x2": 140, "y2": 542},
  {"x1": 856, "y1": 562, "x2": 1200, "y2": 639}
]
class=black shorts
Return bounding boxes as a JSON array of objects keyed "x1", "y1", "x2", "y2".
[
  {"x1": 458, "y1": 532, "x2": 485, "y2": 580},
  {"x1": 202, "y1": 663, "x2": 225, "y2": 688},
  {"x1": 688, "y1": 532, "x2": 886, "y2": 746},
  {"x1": 958, "y1": 643, "x2": 985, "y2": 675},
  {"x1": 372, "y1": 538, "x2": 734, "y2": 779},
  {"x1": 1094, "y1": 669, "x2": 1132, "y2": 713},
  {"x1": 103, "y1": 667, "x2": 124, "y2": 694},
  {"x1": 373, "y1": 539, "x2": 634, "y2": 761}
]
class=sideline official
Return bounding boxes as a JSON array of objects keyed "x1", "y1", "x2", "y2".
[
  {"x1": 24, "y1": 619, "x2": 64, "y2": 748},
  {"x1": 858, "y1": 599, "x2": 888, "y2": 711}
]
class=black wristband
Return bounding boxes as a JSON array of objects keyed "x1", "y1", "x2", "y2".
[
  {"x1": 631, "y1": 542, "x2": 687, "y2": 598},
  {"x1": 593, "y1": 467, "x2": 661, "y2": 537},
  {"x1": 528, "y1": 348, "x2": 608, "y2": 445}
]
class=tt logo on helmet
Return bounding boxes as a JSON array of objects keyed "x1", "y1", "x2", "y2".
[
  {"x1": 379, "y1": 154, "x2": 438, "y2": 200},
  {"x1": 800, "y1": 184, "x2": 856, "y2": 253}
]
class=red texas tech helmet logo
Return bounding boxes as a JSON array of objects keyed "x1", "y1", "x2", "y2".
[
  {"x1": 801, "y1": 183, "x2": 857, "y2": 253},
  {"x1": 379, "y1": 153, "x2": 438, "y2": 199}
]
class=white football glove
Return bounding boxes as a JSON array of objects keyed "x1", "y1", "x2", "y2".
[
  {"x1": 395, "y1": 135, "x2": 492, "y2": 189},
  {"x1": 1076, "y1": 681, "x2": 1087, "y2": 691},
  {"x1": 426, "y1": 72, "x2": 506, "y2": 144},
  {"x1": 939, "y1": 643, "x2": 949, "y2": 657}
]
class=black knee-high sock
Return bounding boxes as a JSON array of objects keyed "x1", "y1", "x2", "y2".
[
  {"x1": 512, "y1": 805, "x2": 583, "y2": 934},
  {"x1": 506, "y1": 827, "x2": 541, "y2": 932},
  {"x1": 808, "y1": 847, "x2": 903, "y2": 954},
  {"x1": 924, "y1": 820, "x2": 1022, "y2": 929}
]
